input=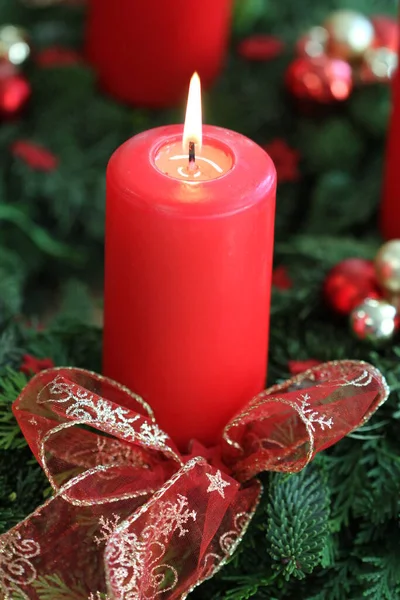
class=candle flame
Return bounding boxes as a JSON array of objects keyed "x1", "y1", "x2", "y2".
[{"x1": 183, "y1": 72, "x2": 202, "y2": 154}]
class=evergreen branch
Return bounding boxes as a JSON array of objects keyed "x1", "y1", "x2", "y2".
[
  {"x1": 221, "y1": 572, "x2": 278, "y2": 599},
  {"x1": 266, "y1": 467, "x2": 330, "y2": 580},
  {"x1": 357, "y1": 536, "x2": 400, "y2": 600},
  {"x1": 0, "y1": 368, "x2": 28, "y2": 450},
  {"x1": 32, "y1": 574, "x2": 87, "y2": 600}
]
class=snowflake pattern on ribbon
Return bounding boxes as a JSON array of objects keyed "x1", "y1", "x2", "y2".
[
  {"x1": 0, "y1": 361, "x2": 388, "y2": 599},
  {"x1": 295, "y1": 393, "x2": 334, "y2": 432},
  {"x1": 39, "y1": 375, "x2": 172, "y2": 452},
  {"x1": 107, "y1": 492, "x2": 197, "y2": 598}
]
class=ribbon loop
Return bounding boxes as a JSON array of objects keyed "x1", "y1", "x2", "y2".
[
  {"x1": 222, "y1": 361, "x2": 388, "y2": 481},
  {"x1": 13, "y1": 369, "x2": 182, "y2": 498},
  {"x1": 0, "y1": 360, "x2": 389, "y2": 599}
]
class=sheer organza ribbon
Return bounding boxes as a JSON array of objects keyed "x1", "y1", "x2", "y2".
[{"x1": 0, "y1": 361, "x2": 388, "y2": 600}]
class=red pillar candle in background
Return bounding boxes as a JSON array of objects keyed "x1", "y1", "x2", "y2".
[
  {"x1": 103, "y1": 76, "x2": 276, "y2": 451},
  {"x1": 382, "y1": 61, "x2": 400, "y2": 239},
  {"x1": 85, "y1": 0, "x2": 232, "y2": 108}
]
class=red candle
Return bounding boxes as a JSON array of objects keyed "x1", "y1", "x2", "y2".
[
  {"x1": 382, "y1": 63, "x2": 400, "y2": 239},
  {"x1": 85, "y1": 0, "x2": 232, "y2": 107},
  {"x1": 103, "y1": 75, "x2": 276, "y2": 451}
]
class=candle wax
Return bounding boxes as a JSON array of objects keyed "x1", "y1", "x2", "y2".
[
  {"x1": 155, "y1": 140, "x2": 233, "y2": 182},
  {"x1": 103, "y1": 125, "x2": 276, "y2": 451}
]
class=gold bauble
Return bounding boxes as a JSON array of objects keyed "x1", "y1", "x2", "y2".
[
  {"x1": 0, "y1": 25, "x2": 30, "y2": 66},
  {"x1": 324, "y1": 10, "x2": 375, "y2": 60},
  {"x1": 375, "y1": 240, "x2": 400, "y2": 293}
]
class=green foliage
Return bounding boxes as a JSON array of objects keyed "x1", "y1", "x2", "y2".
[
  {"x1": 0, "y1": 454, "x2": 46, "y2": 533},
  {"x1": 299, "y1": 118, "x2": 364, "y2": 174},
  {"x1": 32, "y1": 574, "x2": 88, "y2": 600},
  {"x1": 267, "y1": 468, "x2": 330, "y2": 580},
  {"x1": 349, "y1": 85, "x2": 392, "y2": 138},
  {"x1": 0, "y1": 368, "x2": 27, "y2": 450},
  {"x1": 0, "y1": 0, "x2": 400, "y2": 599},
  {"x1": 358, "y1": 540, "x2": 400, "y2": 600},
  {"x1": 54, "y1": 279, "x2": 95, "y2": 325},
  {"x1": 306, "y1": 170, "x2": 378, "y2": 234}
]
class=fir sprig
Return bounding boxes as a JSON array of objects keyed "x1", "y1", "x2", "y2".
[
  {"x1": 267, "y1": 467, "x2": 330, "y2": 580},
  {"x1": 32, "y1": 574, "x2": 88, "y2": 600},
  {"x1": 0, "y1": 368, "x2": 28, "y2": 450},
  {"x1": 0, "y1": 1, "x2": 399, "y2": 599}
]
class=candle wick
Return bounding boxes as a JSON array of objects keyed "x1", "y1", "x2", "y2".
[{"x1": 188, "y1": 141, "x2": 196, "y2": 171}]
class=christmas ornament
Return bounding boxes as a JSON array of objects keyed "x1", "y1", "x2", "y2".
[
  {"x1": 0, "y1": 25, "x2": 30, "y2": 66},
  {"x1": 324, "y1": 242, "x2": 400, "y2": 343},
  {"x1": 324, "y1": 258, "x2": 380, "y2": 315},
  {"x1": 238, "y1": 35, "x2": 284, "y2": 61},
  {"x1": 0, "y1": 72, "x2": 31, "y2": 118},
  {"x1": 324, "y1": 10, "x2": 375, "y2": 60},
  {"x1": 350, "y1": 298, "x2": 397, "y2": 343},
  {"x1": 375, "y1": 239, "x2": 400, "y2": 293},
  {"x1": 287, "y1": 12, "x2": 398, "y2": 104},
  {"x1": 285, "y1": 55, "x2": 352, "y2": 103},
  {"x1": 0, "y1": 362, "x2": 388, "y2": 598},
  {"x1": 0, "y1": 59, "x2": 17, "y2": 78},
  {"x1": 383, "y1": 292, "x2": 400, "y2": 312},
  {"x1": 297, "y1": 26, "x2": 328, "y2": 58},
  {"x1": 371, "y1": 15, "x2": 399, "y2": 52},
  {"x1": 360, "y1": 47, "x2": 398, "y2": 83}
]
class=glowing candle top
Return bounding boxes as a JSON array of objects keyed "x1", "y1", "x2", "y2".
[{"x1": 155, "y1": 73, "x2": 233, "y2": 182}]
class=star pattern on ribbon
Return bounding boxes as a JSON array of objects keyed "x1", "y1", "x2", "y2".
[
  {"x1": 206, "y1": 470, "x2": 231, "y2": 498},
  {"x1": 0, "y1": 360, "x2": 389, "y2": 599}
]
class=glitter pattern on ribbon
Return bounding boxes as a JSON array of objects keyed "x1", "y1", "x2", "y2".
[{"x1": 0, "y1": 361, "x2": 388, "y2": 599}]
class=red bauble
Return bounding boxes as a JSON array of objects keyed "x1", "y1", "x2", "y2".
[
  {"x1": 286, "y1": 55, "x2": 353, "y2": 103},
  {"x1": 324, "y1": 258, "x2": 381, "y2": 315},
  {"x1": 371, "y1": 15, "x2": 399, "y2": 52},
  {"x1": 0, "y1": 71, "x2": 31, "y2": 118}
]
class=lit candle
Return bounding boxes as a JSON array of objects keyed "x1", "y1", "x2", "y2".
[{"x1": 103, "y1": 74, "x2": 277, "y2": 451}]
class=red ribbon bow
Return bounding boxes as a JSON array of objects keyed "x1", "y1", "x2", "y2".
[{"x1": 0, "y1": 361, "x2": 388, "y2": 599}]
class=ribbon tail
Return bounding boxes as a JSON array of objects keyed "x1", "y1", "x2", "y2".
[
  {"x1": 0, "y1": 466, "x2": 159, "y2": 600},
  {"x1": 105, "y1": 457, "x2": 261, "y2": 600}
]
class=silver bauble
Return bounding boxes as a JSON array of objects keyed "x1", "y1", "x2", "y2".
[
  {"x1": 0, "y1": 25, "x2": 30, "y2": 66},
  {"x1": 350, "y1": 298, "x2": 397, "y2": 344}
]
